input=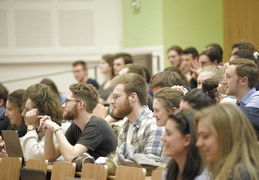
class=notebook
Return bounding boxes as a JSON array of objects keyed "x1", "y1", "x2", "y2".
[
  {"x1": 20, "y1": 168, "x2": 46, "y2": 180},
  {"x1": 2, "y1": 130, "x2": 25, "y2": 164}
]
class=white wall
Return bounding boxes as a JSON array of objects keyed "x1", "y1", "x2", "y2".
[
  {"x1": 0, "y1": 0, "x2": 122, "y2": 93},
  {"x1": 0, "y1": 0, "x2": 165, "y2": 93}
]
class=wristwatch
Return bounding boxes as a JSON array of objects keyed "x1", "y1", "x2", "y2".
[{"x1": 27, "y1": 125, "x2": 36, "y2": 131}]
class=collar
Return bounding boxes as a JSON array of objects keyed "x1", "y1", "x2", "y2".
[
  {"x1": 239, "y1": 88, "x2": 256, "y2": 106},
  {"x1": 125, "y1": 106, "x2": 149, "y2": 129}
]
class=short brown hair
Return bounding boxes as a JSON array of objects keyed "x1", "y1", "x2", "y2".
[
  {"x1": 124, "y1": 64, "x2": 145, "y2": 78},
  {"x1": 114, "y1": 53, "x2": 133, "y2": 64},
  {"x1": 111, "y1": 73, "x2": 148, "y2": 106},
  {"x1": 229, "y1": 58, "x2": 259, "y2": 88},
  {"x1": 72, "y1": 60, "x2": 87, "y2": 70},
  {"x1": 69, "y1": 83, "x2": 99, "y2": 113},
  {"x1": 167, "y1": 45, "x2": 182, "y2": 54},
  {"x1": 154, "y1": 87, "x2": 184, "y2": 112},
  {"x1": 232, "y1": 40, "x2": 257, "y2": 52},
  {"x1": 150, "y1": 71, "x2": 185, "y2": 90}
]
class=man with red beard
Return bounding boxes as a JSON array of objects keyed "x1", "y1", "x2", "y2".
[
  {"x1": 39, "y1": 83, "x2": 118, "y2": 162},
  {"x1": 110, "y1": 73, "x2": 164, "y2": 163}
]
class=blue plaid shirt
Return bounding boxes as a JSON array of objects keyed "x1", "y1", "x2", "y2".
[{"x1": 117, "y1": 106, "x2": 164, "y2": 156}]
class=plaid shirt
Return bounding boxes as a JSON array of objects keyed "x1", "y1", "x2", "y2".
[{"x1": 117, "y1": 106, "x2": 164, "y2": 156}]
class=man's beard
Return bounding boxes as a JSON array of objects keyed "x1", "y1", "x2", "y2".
[
  {"x1": 63, "y1": 105, "x2": 78, "y2": 120},
  {"x1": 113, "y1": 99, "x2": 133, "y2": 118}
]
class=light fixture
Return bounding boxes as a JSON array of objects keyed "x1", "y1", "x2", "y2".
[{"x1": 130, "y1": 0, "x2": 140, "y2": 9}]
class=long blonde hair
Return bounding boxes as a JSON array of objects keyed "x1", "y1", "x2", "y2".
[{"x1": 195, "y1": 104, "x2": 259, "y2": 180}]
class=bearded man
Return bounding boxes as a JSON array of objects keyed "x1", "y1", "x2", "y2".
[
  {"x1": 40, "y1": 83, "x2": 117, "y2": 162},
  {"x1": 110, "y1": 73, "x2": 164, "y2": 159}
]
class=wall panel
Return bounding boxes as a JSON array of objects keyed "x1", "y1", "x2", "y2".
[{"x1": 223, "y1": 0, "x2": 259, "y2": 60}]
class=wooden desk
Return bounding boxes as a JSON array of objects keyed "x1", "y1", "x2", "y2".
[{"x1": 47, "y1": 165, "x2": 152, "y2": 180}]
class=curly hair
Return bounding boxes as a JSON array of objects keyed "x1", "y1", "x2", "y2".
[{"x1": 24, "y1": 83, "x2": 63, "y2": 125}]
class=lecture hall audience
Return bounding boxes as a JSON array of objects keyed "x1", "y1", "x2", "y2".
[{"x1": 1, "y1": 40, "x2": 259, "y2": 180}]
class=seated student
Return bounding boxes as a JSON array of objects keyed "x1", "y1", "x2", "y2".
[
  {"x1": 231, "y1": 40, "x2": 257, "y2": 54},
  {"x1": 98, "y1": 54, "x2": 115, "y2": 102},
  {"x1": 153, "y1": 87, "x2": 183, "y2": 126},
  {"x1": 161, "y1": 110, "x2": 207, "y2": 180},
  {"x1": 0, "y1": 83, "x2": 9, "y2": 137},
  {"x1": 179, "y1": 78, "x2": 219, "y2": 110},
  {"x1": 167, "y1": 45, "x2": 182, "y2": 68},
  {"x1": 199, "y1": 49, "x2": 222, "y2": 68},
  {"x1": 150, "y1": 71, "x2": 186, "y2": 94},
  {"x1": 230, "y1": 50, "x2": 259, "y2": 91},
  {"x1": 180, "y1": 47, "x2": 199, "y2": 83},
  {"x1": 197, "y1": 65, "x2": 235, "y2": 103},
  {"x1": 108, "y1": 73, "x2": 164, "y2": 168},
  {"x1": 105, "y1": 64, "x2": 154, "y2": 123},
  {"x1": 72, "y1": 60, "x2": 99, "y2": 89},
  {"x1": 5, "y1": 89, "x2": 27, "y2": 137},
  {"x1": 224, "y1": 58, "x2": 259, "y2": 139},
  {"x1": 195, "y1": 103, "x2": 259, "y2": 180},
  {"x1": 164, "y1": 66, "x2": 190, "y2": 87},
  {"x1": 0, "y1": 89, "x2": 27, "y2": 158},
  {"x1": 113, "y1": 52, "x2": 134, "y2": 76},
  {"x1": 205, "y1": 43, "x2": 223, "y2": 61},
  {"x1": 20, "y1": 83, "x2": 63, "y2": 161},
  {"x1": 40, "y1": 83, "x2": 118, "y2": 162}
]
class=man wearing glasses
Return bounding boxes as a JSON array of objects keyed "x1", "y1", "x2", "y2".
[{"x1": 39, "y1": 83, "x2": 117, "y2": 162}]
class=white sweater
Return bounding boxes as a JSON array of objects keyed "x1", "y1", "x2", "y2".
[
  {"x1": 19, "y1": 122, "x2": 71, "y2": 161},
  {"x1": 20, "y1": 130, "x2": 45, "y2": 161}
]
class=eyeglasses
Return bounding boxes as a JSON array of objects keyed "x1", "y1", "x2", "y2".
[
  {"x1": 64, "y1": 99, "x2": 81, "y2": 106},
  {"x1": 110, "y1": 94, "x2": 120, "y2": 101},
  {"x1": 110, "y1": 94, "x2": 129, "y2": 102}
]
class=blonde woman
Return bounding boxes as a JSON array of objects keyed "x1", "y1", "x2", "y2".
[
  {"x1": 195, "y1": 103, "x2": 259, "y2": 180},
  {"x1": 153, "y1": 87, "x2": 183, "y2": 126},
  {"x1": 196, "y1": 65, "x2": 235, "y2": 103}
]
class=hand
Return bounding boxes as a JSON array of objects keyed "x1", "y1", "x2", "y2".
[
  {"x1": 190, "y1": 60, "x2": 202, "y2": 80},
  {"x1": 179, "y1": 62, "x2": 189, "y2": 75},
  {"x1": 38, "y1": 115, "x2": 60, "y2": 133},
  {"x1": 25, "y1": 108, "x2": 39, "y2": 127},
  {"x1": 0, "y1": 136, "x2": 3, "y2": 146},
  {"x1": 0, "y1": 148, "x2": 7, "y2": 158},
  {"x1": 171, "y1": 85, "x2": 188, "y2": 95},
  {"x1": 0, "y1": 137, "x2": 7, "y2": 157}
]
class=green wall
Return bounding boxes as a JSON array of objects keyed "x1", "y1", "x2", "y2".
[
  {"x1": 122, "y1": 0, "x2": 223, "y2": 68},
  {"x1": 122, "y1": 1, "x2": 163, "y2": 47}
]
